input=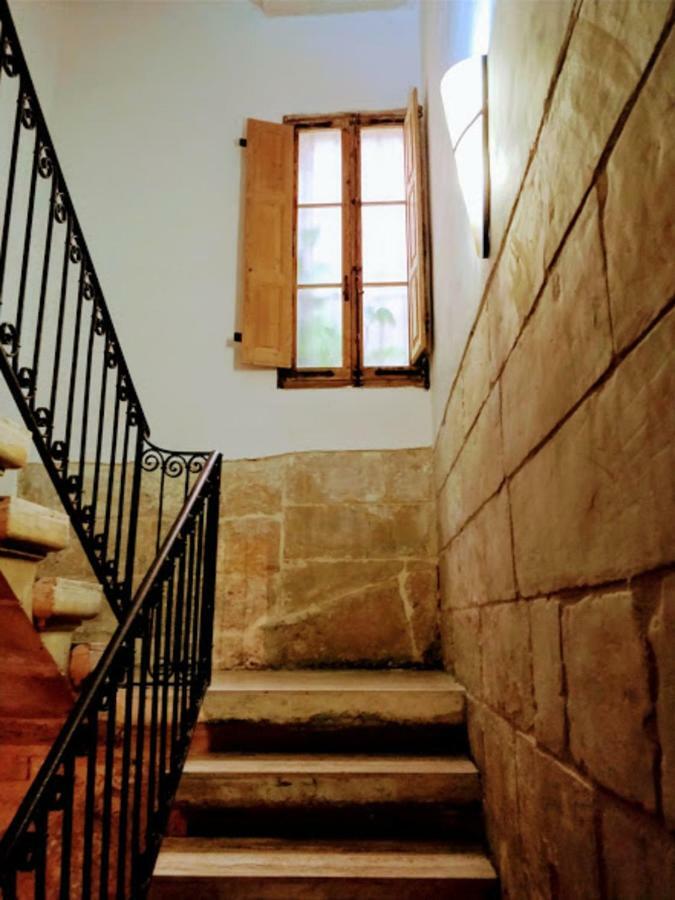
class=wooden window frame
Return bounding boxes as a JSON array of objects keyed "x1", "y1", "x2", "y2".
[{"x1": 277, "y1": 109, "x2": 429, "y2": 390}]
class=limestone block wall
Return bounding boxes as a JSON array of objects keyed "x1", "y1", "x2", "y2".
[
  {"x1": 19, "y1": 447, "x2": 439, "y2": 669},
  {"x1": 432, "y1": 1, "x2": 675, "y2": 895},
  {"x1": 214, "y1": 448, "x2": 438, "y2": 669}
]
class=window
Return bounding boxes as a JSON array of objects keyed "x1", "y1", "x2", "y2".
[{"x1": 240, "y1": 92, "x2": 430, "y2": 388}]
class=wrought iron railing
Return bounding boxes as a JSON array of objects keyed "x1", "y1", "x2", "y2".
[
  {"x1": 0, "y1": 0, "x2": 208, "y2": 617},
  {"x1": 0, "y1": 451, "x2": 221, "y2": 898}
]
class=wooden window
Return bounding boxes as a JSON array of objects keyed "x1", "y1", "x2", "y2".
[{"x1": 241, "y1": 93, "x2": 431, "y2": 388}]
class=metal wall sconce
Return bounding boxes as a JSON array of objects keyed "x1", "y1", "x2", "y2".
[{"x1": 440, "y1": 54, "x2": 490, "y2": 258}]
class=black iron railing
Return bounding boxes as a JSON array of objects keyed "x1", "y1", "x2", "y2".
[
  {"x1": 0, "y1": 452, "x2": 221, "y2": 898},
  {"x1": 0, "y1": 0, "x2": 209, "y2": 617}
]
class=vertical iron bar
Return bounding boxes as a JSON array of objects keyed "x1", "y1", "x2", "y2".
[
  {"x1": 57, "y1": 755, "x2": 75, "y2": 900},
  {"x1": 81, "y1": 712, "x2": 99, "y2": 900},
  {"x1": 113, "y1": 404, "x2": 132, "y2": 580},
  {"x1": 62, "y1": 263, "x2": 85, "y2": 473},
  {"x1": 47, "y1": 213, "x2": 72, "y2": 438},
  {"x1": 30, "y1": 174, "x2": 56, "y2": 407},
  {"x1": 13, "y1": 128, "x2": 39, "y2": 368},
  {"x1": 115, "y1": 646, "x2": 135, "y2": 898},
  {"x1": 131, "y1": 609, "x2": 151, "y2": 889},
  {"x1": 33, "y1": 805, "x2": 48, "y2": 900},
  {"x1": 145, "y1": 597, "x2": 163, "y2": 861},
  {"x1": 99, "y1": 683, "x2": 118, "y2": 900},
  {"x1": 102, "y1": 368, "x2": 121, "y2": 562},
  {"x1": 78, "y1": 301, "x2": 97, "y2": 512},
  {"x1": 0, "y1": 81, "x2": 22, "y2": 309},
  {"x1": 159, "y1": 567, "x2": 174, "y2": 797},
  {"x1": 89, "y1": 337, "x2": 109, "y2": 532}
]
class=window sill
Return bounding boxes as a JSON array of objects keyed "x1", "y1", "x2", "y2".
[{"x1": 277, "y1": 357, "x2": 429, "y2": 390}]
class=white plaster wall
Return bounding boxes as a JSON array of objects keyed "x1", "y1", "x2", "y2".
[
  {"x1": 8, "y1": 0, "x2": 430, "y2": 459},
  {"x1": 420, "y1": 0, "x2": 491, "y2": 438}
]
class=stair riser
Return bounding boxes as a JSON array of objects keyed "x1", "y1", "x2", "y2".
[
  {"x1": 151, "y1": 876, "x2": 497, "y2": 899},
  {"x1": 192, "y1": 722, "x2": 469, "y2": 755},
  {"x1": 167, "y1": 804, "x2": 485, "y2": 842}
]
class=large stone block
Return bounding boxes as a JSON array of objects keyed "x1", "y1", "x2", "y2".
[
  {"x1": 502, "y1": 190, "x2": 612, "y2": 473},
  {"x1": 285, "y1": 449, "x2": 432, "y2": 506},
  {"x1": 275, "y1": 559, "x2": 404, "y2": 615},
  {"x1": 604, "y1": 25, "x2": 675, "y2": 352},
  {"x1": 218, "y1": 517, "x2": 281, "y2": 576},
  {"x1": 481, "y1": 601, "x2": 534, "y2": 731},
  {"x1": 601, "y1": 800, "x2": 675, "y2": 899},
  {"x1": 648, "y1": 572, "x2": 675, "y2": 829},
  {"x1": 219, "y1": 457, "x2": 283, "y2": 518},
  {"x1": 284, "y1": 503, "x2": 435, "y2": 561},
  {"x1": 401, "y1": 561, "x2": 439, "y2": 662},
  {"x1": 439, "y1": 486, "x2": 515, "y2": 610},
  {"x1": 530, "y1": 597, "x2": 566, "y2": 756},
  {"x1": 215, "y1": 574, "x2": 274, "y2": 633},
  {"x1": 434, "y1": 308, "x2": 492, "y2": 496},
  {"x1": 448, "y1": 608, "x2": 481, "y2": 696},
  {"x1": 563, "y1": 589, "x2": 656, "y2": 810},
  {"x1": 516, "y1": 734, "x2": 600, "y2": 899},
  {"x1": 511, "y1": 307, "x2": 675, "y2": 595},
  {"x1": 480, "y1": 706, "x2": 523, "y2": 898},
  {"x1": 437, "y1": 386, "x2": 504, "y2": 548},
  {"x1": 536, "y1": 0, "x2": 671, "y2": 267},
  {"x1": 260, "y1": 580, "x2": 415, "y2": 667},
  {"x1": 488, "y1": 0, "x2": 575, "y2": 250}
]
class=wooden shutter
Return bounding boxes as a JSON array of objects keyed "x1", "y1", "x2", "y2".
[
  {"x1": 241, "y1": 118, "x2": 294, "y2": 367},
  {"x1": 404, "y1": 89, "x2": 429, "y2": 364}
]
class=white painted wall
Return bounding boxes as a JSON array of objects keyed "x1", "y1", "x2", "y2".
[
  {"x1": 8, "y1": 0, "x2": 430, "y2": 459},
  {"x1": 420, "y1": 0, "x2": 492, "y2": 437}
]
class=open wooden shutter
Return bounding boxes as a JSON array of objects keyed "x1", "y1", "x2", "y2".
[
  {"x1": 404, "y1": 89, "x2": 429, "y2": 364},
  {"x1": 241, "y1": 118, "x2": 294, "y2": 367}
]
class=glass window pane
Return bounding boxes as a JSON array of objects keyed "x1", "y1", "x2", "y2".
[
  {"x1": 361, "y1": 204, "x2": 407, "y2": 283},
  {"x1": 297, "y1": 206, "x2": 341, "y2": 284},
  {"x1": 298, "y1": 129, "x2": 342, "y2": 204},
  {"x1": 297, "y1": 288, "x2": 342, "y2": 368},
  {"x1": 361, "y1": 126, "x2": 405, "y2": 202},
  {"x1": 363, "y1": 286, "x2": 409, "y2": 367}
]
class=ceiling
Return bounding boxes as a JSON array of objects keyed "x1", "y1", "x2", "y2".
[{"x1": 251, "y1": 0, "x2": 410, "y2": 17}]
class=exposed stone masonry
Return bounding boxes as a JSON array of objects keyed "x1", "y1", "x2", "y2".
[{"x1": 434, "y1": 2, "x2": 675, "y2": 895}]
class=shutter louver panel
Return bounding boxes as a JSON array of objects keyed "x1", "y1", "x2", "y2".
[
  {"x1": 242, "y1": 118, "x2": 294, "y2": 367},
  {"x1": 404, "y1": 89, "x2": 429, "y2": 364}
]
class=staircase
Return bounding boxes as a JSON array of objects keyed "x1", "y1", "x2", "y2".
[{"x1": 151, "y1": 670, "x2": 498, "y2": 899}]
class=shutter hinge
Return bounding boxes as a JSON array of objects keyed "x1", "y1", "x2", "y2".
[
  {"x1": 239, "y1": 138, "x2": 247, "y2": 148},
  {"x1": 233, "y1": 332, "x2": 243, "y2": 343}
]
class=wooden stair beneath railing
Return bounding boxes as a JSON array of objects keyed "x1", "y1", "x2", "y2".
[{"x1": 151, "y1": 670, "x2": 498, "y2": 899}]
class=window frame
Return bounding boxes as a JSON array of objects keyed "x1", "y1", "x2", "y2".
[{"x1": 278, "y1": 109, "x2": 429, "y2": 390}]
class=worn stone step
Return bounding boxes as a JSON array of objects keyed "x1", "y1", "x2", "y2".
[
  {"x1": 0, "y1": 497, "x2": 69, "y2": 556},
  {"x1": 0, "y1": 417, "x2": 30, "y2": 471},
  {"x1": 151, "y1": 838, "x2": 498, "y2": 899},
  {"x1": 33, "y1": 577, "x2": 104, "y2": 674},
  {"x1": 175, "y1": 754, "x2": 481, "y2": 810},
  {"x1": 197, "y1": 670, "x2": 466, "y2": 754}
]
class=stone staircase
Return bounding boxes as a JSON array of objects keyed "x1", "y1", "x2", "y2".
[
  {"x1": 0, "y1": 416, "x2": 104, "y2": 833},
  {"x1": 151, "y1": 670, "x2": 498, "y2": 899}
]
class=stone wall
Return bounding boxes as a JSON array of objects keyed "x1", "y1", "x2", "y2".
[
  {"x1": 432, "y1": 1, "x2": 675, "y2": 895},
  {"x1": 19, "y1": 447, "x2": 439, "y2": 669}
]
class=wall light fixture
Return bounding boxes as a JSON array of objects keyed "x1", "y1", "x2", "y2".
[{"x1": 440, "y1": 54, "x2": 490, "y2": 257}]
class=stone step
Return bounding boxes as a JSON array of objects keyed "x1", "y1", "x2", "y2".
[
  {"x1": 175, "y1": 754, "x2": 481, "y2": 809},
  {"x1": 151, "y1": 838, "x2": 498, "y2": 899},
  {"x1": 0, "y1": 417, "x2": 30, "y2": 472},
  {"x1": 197, "y1": 670, "x2": 466, "y2": 754},
  {"x1": 33, "y1": 577, "x2": 104, "y2": 673},
  {"x1": 169, "y1": 753, "x2": 483, "y2": 841},
  {"x1": 0, "y1": 496, "x2": 69, "y2": 556}
]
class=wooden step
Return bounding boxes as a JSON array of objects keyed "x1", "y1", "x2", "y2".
[
  {"x1": 197, "y1": 670, "x2": 466, "y2": 754},
  {"x1": 0, "y1": 497, "x2": 69, "y2": 556},
  {"x1": 151, "y1": 837, "x2": 498, "y2": 899},
  {"x1": 0, "y1": 417, "x2": 30, "y2": 471},
  {"x1": 175, "y1": 754, "x2": 481, "y2": 810}
]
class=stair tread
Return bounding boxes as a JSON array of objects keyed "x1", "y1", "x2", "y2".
[
  {"x1": 0, "y1": 416, "x2": 30, "y2": 470},
  {"x1": 208, "y1": 670, "x2": 461, "y2": 693},
  {"x1": 154, "y1": 838, "x2": 497, "y2": 881},
  {"x1": 183, "y1": 754, "x2": 478, "y2": 776}
]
